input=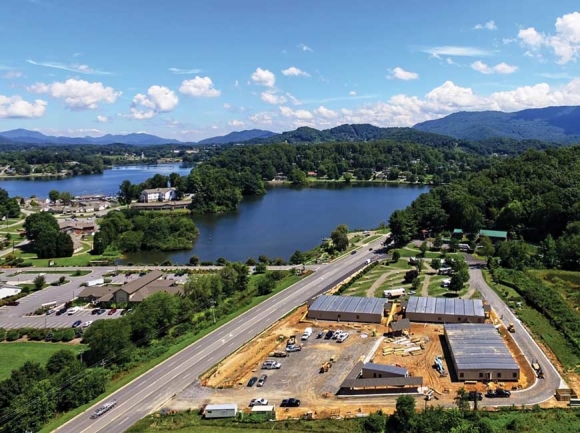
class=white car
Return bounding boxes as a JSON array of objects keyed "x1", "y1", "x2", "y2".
[
  {"x1": 67, "y1": 307, "x2": 80, "y2": 315},
  {"x1": 249, "y1": 398, "x2": 268, "y2": 407},
  {"x1": 83, "y1": 321, "x2": 93, "y2": 328},
  {"x1": 337, "y1": 332, "x2": 349, "y2": 343},
  {"x1": 285, "y1": 344, "x2": 302, "y2": 352},
  {"x1": 262, "y1": 360, "x2": 281, "y2": 369}
]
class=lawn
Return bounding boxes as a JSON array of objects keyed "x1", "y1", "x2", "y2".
[
  {"x1": 11, "y1": 245, "x2": 119, "y2": 267},
  {"x1": 0, "y1": 342, "x2": 87, "y2": 381},
  {"x1": 529, "y1": 269, "x2": 580, "y2": 310}
]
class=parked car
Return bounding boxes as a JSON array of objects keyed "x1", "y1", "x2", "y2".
[
  {"x1": 97, "y1": 308, "x2": 107, "y2": 315},
  {"x1": 486, "y1": 389, "x2": 511, "y2": 398},
  {"x1": 249, "y1": 398, "x2": 268, "y2": 407},
  {"x1": 120, "y1": 309, "x2": 132, "y2": 316},
  {"x1": 281, "y1": 398, "x2": 301, "y2": 407},
  {"x1": 83, "y1": 321, "x2": 93, "y2": 328},
  {"x1": 285, "y1": 344, "x2": 302, "y2": 352},
  {"x1": 247, "y1": 376, "x2": 258, "y2": 387},
  {"x1": 91, "y1": 308, "x2": 100, "y2": 315},
  {"x1": 108, "y1": 308, "x2": 118, "y2": 315},
  {"x1": 324, "y1": 330, "x2": 334, "y2": 340},
  {"x1": 56, "y1": 308, "x2": 68, "y2": 316},
  {"x1": 262, "y1": 360, "x2": 281, "y2": 369},
  {"x1": 256, "y1": 374, "x2": 267, "y2": 387},
  {"x1": 337, "y1": 332, "x2": 349, "y2": 343},
  {"x1": 467, "y1": 391, "x2": 483, "y2": 401},
  {"x1": 45, "y1": 309, "x2": 56, "y2": 315},
  {"x1": 332, "y1": 330, "x2": 342, "y2": 340},
  {"x1": 316, "y1": 331, "x2": 325, "y2": 339},
  {"x1": 72, "y1": 320, "x2": 82, "y2": 328},
  {"x1": 67, "y1": 307, "x2": 80, "y2": 315}
]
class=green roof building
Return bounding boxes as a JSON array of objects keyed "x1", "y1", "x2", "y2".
[{"x1": 479, "y1": 229, "x2": 508, "y2": 240}]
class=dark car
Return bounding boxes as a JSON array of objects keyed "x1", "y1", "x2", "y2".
[
  {"x1": 351, "y1": 250, "x2": 357, "y2": 254},
  {"x1": 91, "y1": 308, "x2": 100, "y2": 315},
  {"x1": 56, "y1": 307, "x2": 68, "y2": 316},
  {"x1": 324, "y1": 330, "x2": 334, "y2": 340},
  {"x1": 97, "y1": 308, "x2": 106, "y2": 315},
  {"x1": 316, "y1": 331, "x2": 324, "y2": 339},
  {"x1": 72, "y1": 320, "x2": 82, "y2": 328},
  {"x1": 486, "y1": 389, "x2": 511, "y2": 398},
  {"x1": 108, "y1": 308, "x2": 118, "y2": 316},
  {"x1": 247, "y1": 376, "x2": 258, "y2": 387},
  {"x1": 467, "y1": 391, "x2": 483, "y2": 401},
  {"x1": 256, "y1": 374, "x2": 268, "y2": 387},
  {"x1": 281, "y1": 398, "x2": 301, "y2": 407}
]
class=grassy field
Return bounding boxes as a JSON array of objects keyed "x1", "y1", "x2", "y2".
[
  {"x1": 0, "y1": 342, "x2": 86, "y2": 381},
  {"x1": 529, "y1": 269, "x2": 580, "y2": 310},
  {"x1": 482, "y1": 271, "x2": 580, "y2": 372},
  {"x1": 39, "y1": 272, "x2": 306, "y2": 433}
]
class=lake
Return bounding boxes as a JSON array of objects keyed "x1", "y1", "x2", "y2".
[
  {"x1": 124, "y1": 183, "x2": 430, "y2": 264},
  {"x1": 0, "y1": 163, "x2": 429, "y2": 263},
  {"x1": 0, "y1": 164, "x2": 193, "y2": 198}
]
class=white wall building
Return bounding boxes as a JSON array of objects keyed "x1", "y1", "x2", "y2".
[{"x1": 139, "y1": 187, "x2": 177, "y2": 203}]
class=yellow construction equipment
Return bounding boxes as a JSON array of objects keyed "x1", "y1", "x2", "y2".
[
  {"x1": 320, "y1": 361, "x2": 332, "y2": 373},
  {"x1": 507, "y1": 323, "x2": 515, "y2": 333}
]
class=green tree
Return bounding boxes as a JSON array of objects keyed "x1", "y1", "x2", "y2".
[
  {"x1": 431, "y1": 257, "x2": 442, "y2": 269},
  {"x1": 48, "y1": 189, "x2": 60, "y2": 203},
  {"x1": 118, "y1": 179, "x2": 135, "y2": 205},
  {"x1": 331, "y1": 224, "x2": 349, "y2": 252},
  {"x1": 433, "y1": 234, "x2": 444, "y2": 250},
  {"x1": 288, "y1": 168, "x2": 308, "y2": 186},
  {"x1": 455, "y1": 387, "x2": 470, "y2": 412},
  {"x1": 538, "y1": 234, "x2": 558, "y2": 268},
  {"x1": 130, "y1": 292, "x2": 181, "y2": 341},
  {"x1": 33, "y1": 275, "x2": 45, "y2": 290},
  {"x1": 343, "y1": 172, "x2": 352, "y2": 183},
  {"x1": 389, "y1": 209, "x2": 416, "y2": 246},
  {"x1": 478, "y1": 236, "x2": 495, "y2": 259},
  {"x1": 55, "y1": 232, "x2": 74, "y2": 257},
  {"x1": 23, "y1": 212, "x2": 59, "y2": 241},
  {"x1": 392, "y1": 249, "x2": 401, "y2": 262},
  {"x1": 255, "y1": 262, "x2": 267, "y2": 274},
  {"x1": 420, "y1": 241, "x2": 428, "y2": 257},
  {"x1": 257, "y1": 274, "x2": 276, "y2": 296},
  {"x1": 5, "y1": 379, "x2": 56, "y2": 433},
  {"x1": 46, "y1": 349, "x2": 77, "y2": 375},
  {"x1": 0, "y1": 188, "x2": 21, "y2": 219},
  {"x1": 82, "y1": 319, "x2": 134, "y2": 367},
  {"x1": 59, "y1": 191, "x2": 73, "y2": 205},
  {"x1": 189, "y1": 255, "x2": 200, "y2": 266},
  {"x1": 258, "y1": 255, "x2": 270, "y2": 264},
  {"x1": 364, "y1": 410, "x2": 386, "y2": 433},
  {"x1": 245, "y1": 257, "x2": 256, "y2": 266},
  {"x1": 289, "y1": 250, "x2": 305, "y2": 265},
  {"x1": 389, "y1": 395, "x2": 417, "y2": 433},
  {"x1": 92, "y1": 231, "x2": 108, "y2": 255}
]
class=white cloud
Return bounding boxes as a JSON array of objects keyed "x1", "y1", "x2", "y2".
[
  {"x1": 286, "y1": 93, "x2": 302, "y2": 106},
  {"x1": 471, "y1": 60, "x2": 518, "y2": 74},
  {"x1": 27, "y1": 59, "x2": 112, "y2": 75},
  {"x1": 96, "y1": 115, "x2": 109, "y2": 123},
  {"x1": 251, "y1": 68, "x2": 276, "y2": 87},
  {"x1": 168, "y1": 67, "x2": 202, "y2": 74},
  {"x1": 179, "y1": 76, "x2": 221, "y2": 97},
  {"x1": 1, "y1": 71, "x2": 23, "y2": 79},
  {"x1": 28, "y1": 78, "x2": 120, "y2": 110},
  {"x1": 249, "y1": 112, "x2": 273, "y2": 125},
  {"x1": 297, "y1": 43, "x2": 313, "y2": 52},
  {"x1": 518, "y1": 12, "x2": 580, "y2": 64},
  {"x1": 228, "y1": 119, "x2": 245, "y2": 127},
  {"x1": 387, "y1": 67, "x2": 419, "y2": 80},
  {"x1": 234, "y1": 80, "x2": 239, "y2": 88},
  {"x1": 422, "y1": 46, "x2": 494, "y2": 57},
  {"x1": 474, "y1": 20, "x2": 497, "y2": 31},
  {"x1": 314, "y1": 106, "x2": 338, "y2": 119},
  {"x1": 223, "y1": 103, "x2": 232, "y2": 109},
  {"x1": 130, "y1": 85, "x2": 179, "y2": 119},
  {"x1": 349, "y1": 91, "x2": 357, "y2": 96},
  {"x1": 279, "y1": 106, "x2": 313, "y2": 120},
  {"x1": 0, "y1": 94, "x2": 46, "y2": 118},
  {"x1": 281, "y1": 66, "x2": 310, "y2": 77},
  {"x1": 261, "y1": 91, "x2": 287, "y2": 105}
]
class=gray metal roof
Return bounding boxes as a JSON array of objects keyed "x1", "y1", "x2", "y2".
[
  {"x1": 309, "y1": 295, "x2": 385, "y2": 316},
  {"x1": 363, "y1": 363, "x2": 408, "y2": 376},
  {"x1": 205, "y1": 404, "x2": 238, "y2": 410},
  {"x1": 390, "y1": 318, "x2": 411, "y2": 332},
  {"x1": 340, "y1": 361, "x2": 422, "y2": 389},
  {"x1": 445, "y1": 324, "x2": 519, "y2": 371},
  {"x1": 406, "y1": 296, "x2": 485, "y2": 318}
]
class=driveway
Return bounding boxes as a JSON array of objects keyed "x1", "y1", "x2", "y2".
[{"x1": 468, "y1": 268, "x2": 568, "y2": 406}]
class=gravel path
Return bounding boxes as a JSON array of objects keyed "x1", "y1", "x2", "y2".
[
  {"x1": 420, "y1": 275, "x2": 431, "y2": 297},
  {"x1": 365, "y1": 270, "x2": 400, "y2": 297}
]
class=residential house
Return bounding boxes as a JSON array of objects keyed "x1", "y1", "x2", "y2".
[
  {"x1": 58, "y1": 220, "x2": 96, "y2": 235},
  {"x1": 139, "y1": 187, "x2": 177, "y2": 203}
]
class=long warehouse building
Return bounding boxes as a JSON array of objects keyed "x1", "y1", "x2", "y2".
[
  {"x1": 405, "y1": 296, "x2": 485, "y2": 323},
  {"x1": 308, "y1": 295, "x2": 385, "y2": 323},
  {"x1": 445, "y1": 323, "x2": 520, "y2": 381}
]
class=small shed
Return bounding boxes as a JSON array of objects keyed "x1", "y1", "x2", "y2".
[
  {"x1": 250, "y1": 405, "x2": 276, "y2": 419},
  {"x1": 478, "y1": 229, "x2": 508, "y2": 242},
  {"x1": 204, "y1": 403, "x2": 238, "y2": 419}
]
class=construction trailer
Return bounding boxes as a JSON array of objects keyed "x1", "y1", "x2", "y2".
[
  {"x1": 383, "y1": 288, "x2": 406, "y2": 298},
  {"x1": 405, "y1": 296, "x2": 485, "y2": 324},
  {"x1": 445, "y1": 323, "x2": 520, "y2": 381},
  {"x1": 250, "y1": 405, "x2": 276, "y2": 419},
  {"x1": 307, "y1": 295, "x2": 385, "y2": 323},
  {"x1": 204, "y1": 403, "x2": 238, "y2": 419}
]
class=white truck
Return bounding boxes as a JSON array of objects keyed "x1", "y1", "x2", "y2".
[
  {"x1": 301, "y1": 327, "x2": 312, "y2": 340},
  {"x1": 383, "y1": 288, "x2": 406, "y2": 298}
]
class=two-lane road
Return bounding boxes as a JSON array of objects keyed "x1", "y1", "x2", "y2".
[{"x1": 56, "y1": 237, "x2": 387, "y2": 433}]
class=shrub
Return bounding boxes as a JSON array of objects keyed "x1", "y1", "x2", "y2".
[
  {"x1": 28, "y1": 329, "x2": 47, "y2": 341},
  {"x1": 0, "y1": 328, "x2": 5, "y2": 341},
  {"x1": 52, "y1": 330, "x2": 64, "y2": 342},
  {"x1": 6, "y1": 330, "x2": 19, "y2": 341},
  {"x1": 17, "y1": 328, "x2": 31, "y2": 338},
  {"x1": 61, "y1": 329, "x2": 75, "y2": 342}
]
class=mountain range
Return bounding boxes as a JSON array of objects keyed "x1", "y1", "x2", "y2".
[
  {"x1": 413, "y1": 106, "x2": 580, "y2": 143},
  {"x1": 2, "y1": 105, "x2": 579, "y2": 147}
]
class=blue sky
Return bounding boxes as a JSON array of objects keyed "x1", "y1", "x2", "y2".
[{"x1": 1, "y1": 0, "x2": 579, "y2": 141}]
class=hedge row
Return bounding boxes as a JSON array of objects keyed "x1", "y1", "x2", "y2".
[{"x1": 335, "y1": 261, "x2": 380, "y2": 295}]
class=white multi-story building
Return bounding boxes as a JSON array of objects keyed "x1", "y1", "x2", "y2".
[{"x1": 139, "y1": 187, "x2": 177, "y2": 203}]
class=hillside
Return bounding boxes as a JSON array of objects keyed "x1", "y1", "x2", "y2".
[
  {"x1": 413, "y1": 106, "x2": 580, "y2": 144},
  {"x1": 197, "y1": 129, "x2": 275, "y2": 145}
]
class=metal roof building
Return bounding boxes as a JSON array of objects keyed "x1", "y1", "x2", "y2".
[
  {"x1": 445, "y1": 323, "x2": 520, "y2": 381},
  {"x1": 308, "y1": 295, "x2": 385, "y2": 323},
  {"x1": 339, "y1": 361, "x2": 423, "y2": 395},
  {"x1": 405, "y1": 296, "x2": 485, "y2": 324}
]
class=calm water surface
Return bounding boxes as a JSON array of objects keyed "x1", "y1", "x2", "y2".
[{"x1": 124, "y1": 183, "x2": 430, "y2": 263}]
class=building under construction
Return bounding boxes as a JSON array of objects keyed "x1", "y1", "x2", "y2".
[
  {"x1": 445, "y1": 323, "x2": 520, "y2": 381},
  {"x1": 308, "y1": 295, "x2": 385, "y2": 323}
]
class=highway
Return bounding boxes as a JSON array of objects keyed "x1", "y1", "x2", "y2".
[{"x1": 55, "y1": 237, "x2": 387, "y2": 433}]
